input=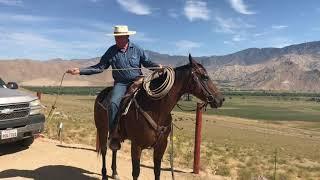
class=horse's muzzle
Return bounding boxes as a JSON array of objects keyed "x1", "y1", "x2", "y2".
[{"x1": 209, "y1": 96, "x2": 224, "y2": 108}]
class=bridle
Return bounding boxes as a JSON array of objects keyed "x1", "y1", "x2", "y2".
[{"x1": 187, "y1": 63, "x2": 218, "y2": 105}]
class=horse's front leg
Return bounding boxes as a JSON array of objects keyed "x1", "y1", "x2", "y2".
[
  {"x1": 111, "y1": 150, "x2": 120, "y2": 180},
  {"x1": 131, "y1": 143, "x2": 142, "y2": 180},
  {"x1": 153, "y1": 139, "x2": 168, "y2": 180}
]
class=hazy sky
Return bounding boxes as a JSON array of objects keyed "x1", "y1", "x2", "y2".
[{"x1": 0, "y1": 0, "x2": 319, "y2": 60}]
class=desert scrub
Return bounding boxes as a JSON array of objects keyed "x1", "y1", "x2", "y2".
[
  {"x1": 237, "y1": 167, "x2": 251, "y2": 180},
  {"x1": 238, "y1": 166, "x2": 268, "y2": 180},
  {"x1": 215, "y1": 163, "x2": 231, "y2": 176}
]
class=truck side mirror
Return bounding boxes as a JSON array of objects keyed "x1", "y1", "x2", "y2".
[{"x1": 7, "y1": 82, "x2": 19, "y2": 89}]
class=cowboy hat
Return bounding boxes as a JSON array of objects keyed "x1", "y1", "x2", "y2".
[{"x1": 108, "y1": 25, "x2": 136, "y2": 36}]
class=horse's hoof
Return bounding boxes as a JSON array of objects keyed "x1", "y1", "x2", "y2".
[
  {"x1": 102, "y1": 177, "x2": 107, "y2": 180},
  {"x1": 112, "y1": 174, "x2": 120, "y2": 180}
]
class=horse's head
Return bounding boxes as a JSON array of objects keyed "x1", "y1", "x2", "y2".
[{"x1": 185, "y1": 54, "x2": 224, "y2": 108}]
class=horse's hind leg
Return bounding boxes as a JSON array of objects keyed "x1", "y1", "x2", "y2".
[
  {"x1": 101, "y1": 148, "x2": 107, "y2": 180},
  {"x1": 111, "y1": 150, "x2": 120, "y2": 180},
  {"x1": 153, "y1": 139, "x2": 168, "y2": 180},
  {"x1": 131, "y1": 144, "x2": 142, "y2": 180},
  {"x1": 96, "y1": 127, "x2": 108, "y2": 180},
  {"x1": 97, "y1": 126, "x2": 108, "y2": 180}
]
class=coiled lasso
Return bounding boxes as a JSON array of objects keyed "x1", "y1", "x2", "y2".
[{"x1": 143, "y1": 66, "x2": 175, "y2": 100}]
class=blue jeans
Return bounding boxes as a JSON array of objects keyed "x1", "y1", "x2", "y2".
[{"x1": 108, "y1": 82, "x2": 129, "y2": 130}]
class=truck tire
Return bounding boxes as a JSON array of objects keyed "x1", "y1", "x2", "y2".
[{"x1": 20, "y1": 137, "x2": 35, "y2": 147}]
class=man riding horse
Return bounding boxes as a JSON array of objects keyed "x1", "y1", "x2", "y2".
[{"x1": 66, "y1": 25, "x2": 162, "y2": 151}]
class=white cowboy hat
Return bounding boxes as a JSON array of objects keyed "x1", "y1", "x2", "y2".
[{"x1": 108, "y1": 25, "x2": 136, "y2": 36}]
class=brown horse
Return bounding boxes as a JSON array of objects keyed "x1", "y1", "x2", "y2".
[{"x1": 94, "y1": 54, "x2": 224, "y2": 180}]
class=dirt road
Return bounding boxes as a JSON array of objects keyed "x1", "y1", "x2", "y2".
[{"x1": 0, "y1": 138, "x2": 221, "y2": 180}]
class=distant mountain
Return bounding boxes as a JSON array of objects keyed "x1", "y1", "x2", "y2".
[
  {"x1": 194, "y1": 41, "x2": 320, "y2": 66},
  {"x1": 0, "y1": 59, "x2": 113, "y2": 86},
  {"x1": 242, "y1": 56, "x2": 320, "y2": 91},
  {"x1": 1, "y1": 41, "x2": 320, "y2": 91}
]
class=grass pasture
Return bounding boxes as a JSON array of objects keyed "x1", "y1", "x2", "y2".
[
  {"x1": 35, "y1": 91, "x2": 320, "y2": 179},
  {"x1": 175, "y1": 95, "x2": 320, "y2": 122}
]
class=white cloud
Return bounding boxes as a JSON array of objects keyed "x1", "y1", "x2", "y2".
[
  {"x1": 5, "y1": 32, "x2": 54, "y2": 46},
  {"x1": 0, "y1": 23, "x2": 114, "y2": 59},
  {"x1": 215, "y1": 16, "x2": 237, "y2": 33},
  {"x1": 0, "y1": 13, "x2": 52, "y2": 22},
  {"x1": 263, "y1": 37, "x2": 293, "y2": 48},
  {"x1": 272, "y1": 42, "x2": 292, "y2": 48},
  {"x1": 168, "y1": 9, "x2": 179, "y2": 18},
  {"x1": 184, "y1": 0, "x2": 210, "y2": 21},
  {"x1": 0, "y1": 13, "x2": 119, "y2": 59},
  {"x1": 87, "y1": 22, "x2": 111, "y2": 32},
  {"x1": 228, "y1": 0, "x2": 255, "y2": 15},
  {"x1": 116, "y1": 0, "x2": 151, "y2": 15},
  {"x1": 271, "y1": 25, "x2": 288, "y2": 30},
  {"x1": 214, "y1": 15, "x2": 254, "y2": 34},
  {"x1": 0, "y1": 0, "x2": 22, "y2": 6},
  {"x1": 131, "y1": 32, "x2": 157, "y2": 43},
  {"x1": 232, "y1": 35, "x2": 245, "y2": 42},
  {"x1": 253, "y1": 32, "x2": 267, "y2": 37},
  {"x1": 223, "y1": 40, "x2": 234, "y2": 45},
  {"x1": 175, "y1": 40, "x2": 201, "y2": 52}
]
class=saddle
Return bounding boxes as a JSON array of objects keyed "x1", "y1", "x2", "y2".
[
  {"x1": 98, "y1": 76, "x2": 171, "y2": 148},
  {"x1": 97, "y1": 77, "x2": 144, "y2": 139}
]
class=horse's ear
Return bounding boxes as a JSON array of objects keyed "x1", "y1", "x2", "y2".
[{"x1": 189, "y1": 53, "x2": 193, "y2": 65}]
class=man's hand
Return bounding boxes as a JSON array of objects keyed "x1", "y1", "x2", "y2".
[
  {"x1": 66, "y1": 68, "x2": 80, "y2": 75},
  {"x1": 155, "y1": 64, "x2": 165, "y2": 75}
]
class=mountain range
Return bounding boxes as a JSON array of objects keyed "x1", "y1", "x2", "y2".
[{"x1": 1, "y1": 41, "x2": 320, "y2": 92}]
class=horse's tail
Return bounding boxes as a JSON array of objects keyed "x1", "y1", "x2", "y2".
[
  {"x1": 94, "y1": 99, "x2": 109, "y2": 155},
  {"x1": 94, "y1": 87, "x2": 112, "y2": 154}
]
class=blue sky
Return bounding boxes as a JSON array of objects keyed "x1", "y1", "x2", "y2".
[{"x1": 0, "y1": 0, "x2": 320, "y2": 60}]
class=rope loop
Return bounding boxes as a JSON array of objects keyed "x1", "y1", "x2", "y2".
[{"x1": 143, "y1": 67, "x2": 175, "y2": 100}]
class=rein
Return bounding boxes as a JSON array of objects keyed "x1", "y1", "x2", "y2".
[
  {"x1": 105, "y1": 67, "x2": 163, "y2": 71},
  {"x1": 176, "y1": 102, "x2": 207, "y2": 112},
  {"x1": 47, "y1": 72, "x2": 67, "y2": 121}
]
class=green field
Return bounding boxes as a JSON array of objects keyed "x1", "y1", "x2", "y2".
[
  {"x1": 24, "y1": 86, "x2": 320, "y2": 122},
  {"x1": 175, "y1": 96, "x2": 320, "y2": 122},
  {"x1": 23, "y1": 86, "x2": 105, "y2": 95}
]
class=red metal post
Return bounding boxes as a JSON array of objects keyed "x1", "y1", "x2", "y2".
[
  {"x1": 36, "y1": 92, "x2": 42, "y2": 100},
  {"x1": 193, "y1": 102, "x2": 203, "y2": 174}
]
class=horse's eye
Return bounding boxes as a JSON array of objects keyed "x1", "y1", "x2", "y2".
[{"x1": 201, "y1": 74, "x2": 209, "y2": 81}]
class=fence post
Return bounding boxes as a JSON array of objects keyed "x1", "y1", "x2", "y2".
[
  {"x1": 193, "y1": 102, "x2": 203, "y2": 174},
  {"x1": 36, "y1": 91, "x2": 42, "y2": 100}
]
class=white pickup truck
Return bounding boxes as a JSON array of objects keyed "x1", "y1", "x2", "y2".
[{"x1": 0, "y1": 78, "x2": 45, "y2": 147}]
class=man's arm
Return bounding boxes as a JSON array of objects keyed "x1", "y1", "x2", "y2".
[
  {"x1": 66, "y1": 48, "x2": 112, "y2": 75},
  {"x1": 79, "y1": 52, "x2": 111, "y2": 75},
  {"x1": 140, "y1": 49, "x2": 162, "y2": 69}
]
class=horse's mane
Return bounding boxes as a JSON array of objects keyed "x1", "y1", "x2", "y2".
[{"x1": 174, "y1": 64, "x2": 191, "y2": 71}]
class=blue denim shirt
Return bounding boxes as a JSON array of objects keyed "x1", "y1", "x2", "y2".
[{"x1": 80, "y1": 41, "x2": 159, "y2": 83}]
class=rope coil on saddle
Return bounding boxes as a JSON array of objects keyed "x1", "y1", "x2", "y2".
[{"x1": 143, "y1": 66, "x2": 175, "y2": 100}]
